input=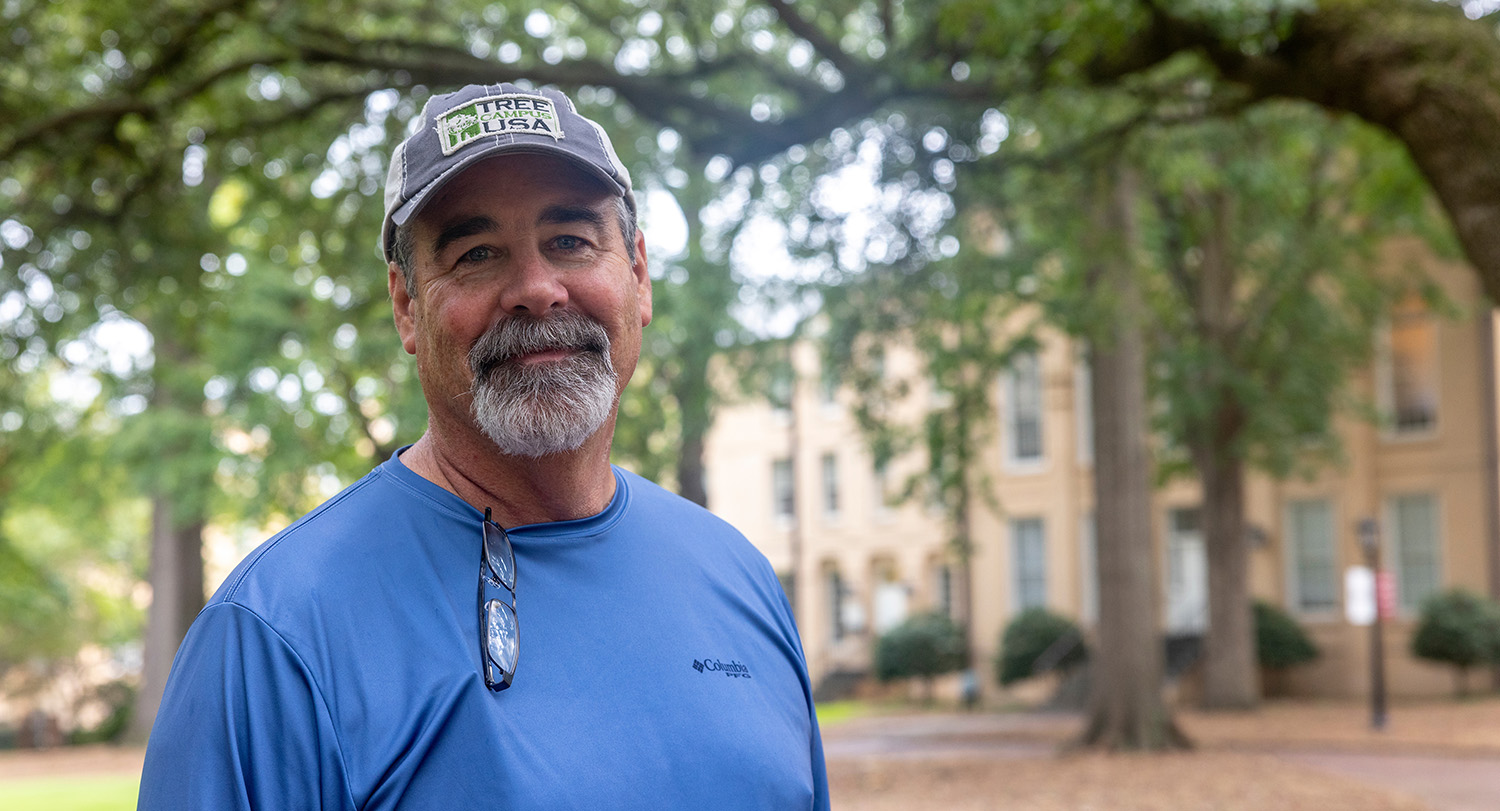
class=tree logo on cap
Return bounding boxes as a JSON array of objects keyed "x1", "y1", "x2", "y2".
[{"x1": 435, "y1": 94, "x2": 565, "y2": 156}]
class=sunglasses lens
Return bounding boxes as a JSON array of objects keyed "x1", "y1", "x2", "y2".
[
  {"x1": 483, "y1": 520, "x2": 516, "y2": 590},
  {"x1": 485, "y1": 598, "x2": 518, "y2": 676}
]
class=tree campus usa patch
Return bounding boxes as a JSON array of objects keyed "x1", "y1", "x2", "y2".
[{"x1": 436, "y1": 94, "x2": 564, "y2": 155}]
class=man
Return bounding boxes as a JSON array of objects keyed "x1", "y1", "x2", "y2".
[{"x1": 138, "y1": 82, "x2": 829, "y2": 810}]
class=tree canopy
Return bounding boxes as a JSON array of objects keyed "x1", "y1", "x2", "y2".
[{"x1": 3, "y1": 0, "x2": 1496, "y2": 744}]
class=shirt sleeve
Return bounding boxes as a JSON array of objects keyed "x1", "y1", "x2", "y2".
[{"x1": 137, "y1": 602, "x2": 353, "y2": 811}]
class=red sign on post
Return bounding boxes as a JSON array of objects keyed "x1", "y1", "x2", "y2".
[{"x1": 1375, "y1": 570, "x2": 1397, "y2": 620}]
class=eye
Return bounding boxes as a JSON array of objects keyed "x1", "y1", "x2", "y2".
[
  {"x1": 551, "y1": 234, "x2": 587, "y2": 251},
  {"x1": 458, "y1": 245, "x2": 494, "y2": 264}
]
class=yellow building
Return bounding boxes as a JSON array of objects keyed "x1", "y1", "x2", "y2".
[{"x1": 704, "y1": 241, "x2": 1500, "y2": 701}]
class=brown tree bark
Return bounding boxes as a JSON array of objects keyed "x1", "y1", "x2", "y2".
[
  {"x1": 1194, "y1": 440, "x2": 1257, "y2": 709},
  {"x1": 1185, "y1": 188, "x2": 1258, "y2": 709},
  {"x1": 124, "y1": 495, "x2": 206, "y2": 744},
  {"x1": 1078, "y1": 164, "x2": 1190, "y2": 750},
  {"x1": 670, "y1": 162, "x2": 720, "y2": 510}
]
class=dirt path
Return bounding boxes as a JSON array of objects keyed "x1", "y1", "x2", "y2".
[
  {"x1": 822, "y1": 706, "x2": 1500, "y2": 810},
  {"x1": 0, "y1": 744, "x2": 144, "y2": 780},
  {"x1": 1281, "y1": 751, "x2": 1500, "y2": 811},
  {"x1": 5, "y1": 701, "x2": 1500, "y2": 810}
]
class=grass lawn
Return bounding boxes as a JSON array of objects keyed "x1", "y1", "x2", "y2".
[
  {"x1": 0, "y1": 774, "x2": 139, "y2": 811},
  {"x1": 816, "y1": 699, "x2": 878, "y2": 726}
]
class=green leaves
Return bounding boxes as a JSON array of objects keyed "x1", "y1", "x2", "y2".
[
  {"x1": 1253, "y1": 599, "x2": 1319, "y2": 670},
  {"x1": 1410, "y1": 588, "x2": 1500, "y2": 696},
  {"x1": 1133, "y1": 102, "x2": 1432, "y2": 477},
  {"x1": 2, "y1": 0, "x2": 1493, "y2": 710},
  {"x1": 995, "y1": 607, "x2": 1085, "y2": 686},
  {"x1": 874, "y1": 612, "x2": 968, "y2": 683},
  {"x1": 0, "y1": 538, "x2": 73, "y2": 667}
]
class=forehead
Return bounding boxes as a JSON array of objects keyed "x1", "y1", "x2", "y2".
[{"x1": 417, "y1": 153, "x2": 617, "y2": 227}]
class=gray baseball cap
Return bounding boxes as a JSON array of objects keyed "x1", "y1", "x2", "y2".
[{"x1": 380, "y1": 82, "x2": 635, "y2": 262}]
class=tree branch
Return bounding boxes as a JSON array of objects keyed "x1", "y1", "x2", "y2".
[
  {"x1": 1092, "y1": 0, "x2": 1500, "y2": 299},
  {"x1": 760, "y1": 0, "x2": 862, "y2": 82}
]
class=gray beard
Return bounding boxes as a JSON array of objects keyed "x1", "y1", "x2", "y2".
[{"x1": 467, "y1": 312, "x2": 617, "y2": 458}]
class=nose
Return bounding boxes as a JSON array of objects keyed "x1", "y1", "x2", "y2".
[{"x1": 499, "y1": 247, "x2": 568, "y2": 315}]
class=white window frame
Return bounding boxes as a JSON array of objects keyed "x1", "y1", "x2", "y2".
[
  {"x1": 871, "y1": 458, "x2": 894, "y2": 523},
  {"x1": 1164, "y1": 507, "x2": 1208, "y2": 634},
  {"x1": 1074, "y1": 356, "x2": 1093, "y2": 466},
  {"x1": 1374, "y1": 305, "x2": 1440, "y2": 440},
  {"x1": 769, "y1": 365, "x2": 794, "y2": 425},
  {"x1": 1010, "y1": 517, "x2": 1048, "y2": 611},
  {"x1": 1385, "y1": 492, "x2": 1443, "y2": 616},
  {"x1": 819, "y1": 364, "x2": 841, "y2": 417},
  {"x1": 772, "y1": 458, "x2": 795, "y2": 529},
  {"x1": 820, "y1": 452, "x2": 840, "y2": 523},
  {"x1": 1283, "y1": 498, "x2": 1340, "y2": 617},
  {"x1": 1000, "y1": 351, "x2": 1046, "y2": 473},
  {"x1": 928, "y1": 371, "x2": 954, "y2": 410},
  {"x1": 933, "y1": 562, "x2": 955, "y2": 619},
  {"x1": 825, "y1": 567, "x2": 846, "y2": 643},
  {"x1": 1078, "y1": 512, "x2": 1098, "y2": 626}
]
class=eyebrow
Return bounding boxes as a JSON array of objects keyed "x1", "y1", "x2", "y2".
[
  {"x1": 429, "y1": 204, "x2": 611, "y2": 259},
  {"x1": 431, "y1": 216, "x2": 500, "y2": 259},
  {"x1": 538, "y1": 204, "x2": 607, "y2": 232}
]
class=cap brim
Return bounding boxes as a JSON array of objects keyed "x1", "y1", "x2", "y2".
[{"x1": 389, "y1": 142, "x2": 633, "y2": 232}]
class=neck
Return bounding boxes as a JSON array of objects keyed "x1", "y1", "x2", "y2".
[{"x1": 400, "y1": 423, "x2": 618, "y2": 527}]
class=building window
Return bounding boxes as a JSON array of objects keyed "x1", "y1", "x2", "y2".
[
  {"x1": 1002, "y1": 352, "x2": 1045, "y2": 468},
  {"x1": 1011, "y1": 517, "x2": 1047, "y2": 610},
  {"x1": 826, "y1": 568, "x2": 846, "y2": 643},
  {"x1": 1286, "y1": 499, "x2": 1338, "y2": 613},
  {"x1": 1079, "y1": 513, "x2": 1098, "y2": 625},
  {"x1": 1165, "y1": 507, "x2": 1208, "y2": 633},
  {"x1": 872, "y1": 560, "x2": 910, "y2": 635},
  {"x1": 821, "y1": 452, "x2": 840, "y2": 521},
  {"x1": 777, "y1": 571, "x2": 796, "y2": 613},
  {"x1": 872, "y1": 458, "x2": 894, "y2": 520},
  {"x1": 819, "y1": 365, "x2": 840, "y2": 412},
  {"x1": 1074, "y1": 356, "x2": 1093, "y2": 465},
  {"x1": 1389, "y1": 493, "x2": 1441, "y2": 614},
  {"x1": 769, "y1": 363, "x2": 794, "y2": 420},
  {"x1": 1379, "y1": 295, "x2": 1439, "y2": 435},
  {"x1": 934, "y1": 563, "x2": 954, "y2": 618},
  {"x1": 928, "y1": 371, "x2": 954, "y2": 409},
  {"x1": 772, "y1": 458, "x2": 795, "y2": 525}
]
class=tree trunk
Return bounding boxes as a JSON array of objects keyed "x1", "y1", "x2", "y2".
[
  {"x1": 676, "y1": 427, "x2": 709, "y2": 507},
  {"x1": 1195, "y1": 443, "x2": 1259, "y2": 709},
  {"x1": 955, "y1": 484, "x2": 976, "y2": 672},
  {"x1": 671, "y1": 153, "x2": 731, "y2": 511},
  {"x1": 1077, "y1": 164, "x2": 1190, "y2": 750},
  {"x1": 124, "y1": 494, "x2": 206, "y2": 743},
  {"x1": 1186, "y1": 188, "x2": 1258, "y2": 710}
]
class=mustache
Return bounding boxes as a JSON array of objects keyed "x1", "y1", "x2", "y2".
[{"x1": 468, "y1": 311, "x2": 611, "y2": 377}]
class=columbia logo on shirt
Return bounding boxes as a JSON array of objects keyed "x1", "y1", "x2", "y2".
[{"x1": 693, "y1": 658, "x2": 752, "y2": 679}]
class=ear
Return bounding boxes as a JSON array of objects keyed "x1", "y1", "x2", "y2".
[
  {"x1": 632, "y1": 229, "x2": 652, "y2": 328},
  {"x1": 389, "y1": 262, "x2": 419, "y2": 355}
]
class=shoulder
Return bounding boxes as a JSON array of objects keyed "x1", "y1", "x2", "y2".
[
  {"x1": 213, "y1": 470, "x2": 377, "y2": 603},
  {"x1": 613, "y1": 465, "x2": 782, "y2": 580},
  {"x1": 614, "y1": 466, "x2": 748, "y2": 542},
  {"x1": 211, "y1": 459, "x2": 466, "y2": 616}
]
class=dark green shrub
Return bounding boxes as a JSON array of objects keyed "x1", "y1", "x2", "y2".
[
  {"x1": 873, "y1": 612, "x2": 968, "y2": 687},
  {"x1": 995, "y1": 608, "x2": 1085, "y2": 686},
  {"x1": 68, "y1": 680, "x2": 135, "y2": 745},
  {"x1": 1411, "y1": 588, "x2": 1500, "y2": 697},
  {"x1": 1254, "y1": 600, "x2": 1319, "y2": 670}
]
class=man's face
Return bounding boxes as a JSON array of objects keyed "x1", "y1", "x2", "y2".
[{"x1": 390, "y1": 153, "x2": 651, "y2": 457}]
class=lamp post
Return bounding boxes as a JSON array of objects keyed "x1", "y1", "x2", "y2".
[{"x1": 1357, "y1": 518, "x2": 1388, "y2": 731}]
